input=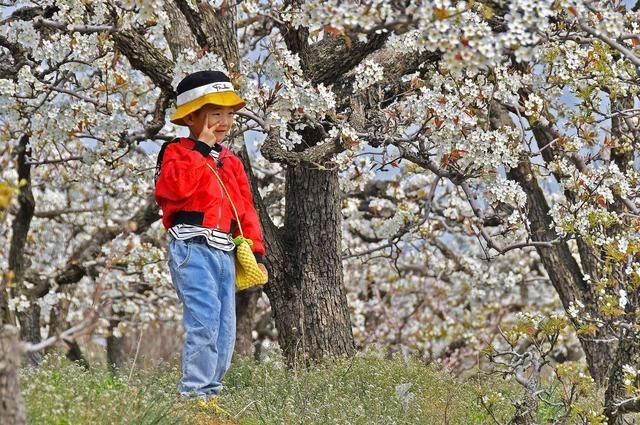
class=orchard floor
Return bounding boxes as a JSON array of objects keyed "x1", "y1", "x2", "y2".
[{"x1": 22, "y1": 352, "x2": 601, "y2": 424}]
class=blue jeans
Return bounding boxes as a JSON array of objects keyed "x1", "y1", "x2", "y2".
[{"x1": 167, "y1": 236, "x2": 236, "y2": 397}]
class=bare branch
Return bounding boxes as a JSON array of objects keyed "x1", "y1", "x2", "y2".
[
  {"x1": 616, "y1": 396, "x2": 640, "y2": 414},
  {"x1": 26, "y1": 156, "x2": 83, "y2": 166},
  {"x1": 33, "y1": 17, "x2": 117, "y2": 34},
  {"x1": 33, "y1": 207, "x2": 101, "y2": 219}
]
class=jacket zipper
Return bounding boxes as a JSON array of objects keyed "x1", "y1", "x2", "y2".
[{"x1": 215, "y1": 160, "x2": 223, "y2": 229}]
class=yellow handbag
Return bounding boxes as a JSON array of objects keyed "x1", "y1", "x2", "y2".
[{"x1": 207, "y1": 163, "x2": 268, "y2": 291}]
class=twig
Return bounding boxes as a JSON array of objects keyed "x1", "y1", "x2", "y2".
[
  {"x1": 128, "y1": 328, "x2": 144, "y2": 381},
  {"x1": 233, "y1": 400, "x2": 258, "y2": 419}
]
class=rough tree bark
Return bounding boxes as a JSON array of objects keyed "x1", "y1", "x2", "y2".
[
  {"x1": 600, "y1": 94, "x2": 637, "y2": 425},
  {"x1": 251, "y1": 8, "x2": 418, "y2": 363},
  {"x1": 106, "y1": 313, "x2": 127, "y2": 372},
  {"x1": 0, "y1": 326, "x2": 27, "y2": 425},
  {"x1": 7, "y1": 135, "x2": 41, "y2": 367},
  {"x1": 253, "y1": 5, "x2": 432, "y2": 364},
  {"x1": 604, "y1": 337, "x2": 637, "y2": 425},
  {"x1": 264, "y1": 166, "x2": 355, "y2": 364}
]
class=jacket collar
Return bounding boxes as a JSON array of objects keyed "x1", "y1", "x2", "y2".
[{"x1": 183, "y1": 137, "x2": 224, "y2": 153}]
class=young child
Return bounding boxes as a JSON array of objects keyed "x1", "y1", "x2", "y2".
[{"x1": 154, "y1": 70, "x2": 267, "y2": 403}]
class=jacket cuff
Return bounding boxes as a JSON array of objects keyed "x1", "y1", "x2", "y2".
[
  {"x1": 193, "y1": 140, "x2": 213, "y2": 157},
  {"x1": 254, "y1": 253, "x2": 264, "y2": 263}
]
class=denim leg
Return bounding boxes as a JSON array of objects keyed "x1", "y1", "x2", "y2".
[
  {"x1": 210, "y1": 250, "x2": 236, "y2": 392},
  {"x1": 167, "y1": 238, "x2": 236, "y2": 397}
]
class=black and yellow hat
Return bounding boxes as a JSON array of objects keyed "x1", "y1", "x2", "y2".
[{"x1": 170, "y1": 70, "x2": 246, "y2": 126}]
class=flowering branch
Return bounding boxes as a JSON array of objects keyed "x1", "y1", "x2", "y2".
[
  {"x1": 238, "y1": 110, "x2": 344, "y2": 166},
  {"x1": 576, "y1": 18, "x2": 640, "y2": 69}
]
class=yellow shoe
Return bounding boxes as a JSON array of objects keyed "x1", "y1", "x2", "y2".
[{"x1": 197, "y1": 396, "x2": 232, "y2": 417}]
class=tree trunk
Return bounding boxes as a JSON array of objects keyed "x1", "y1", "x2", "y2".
[
  {"x1": 264, "y1": 166, "x2": 355, "y2": 366},
  {"x1": 489, "y1": 102, "x2": 615, "y2": 385},
  {"x1": 234, "y1": 288, "x2": 261, "y2": 357},
  {"x1": 64, "y1": 340, "x2": 89, "y2": 369},
  {"x1": 602, "y1": 94, "x2": 638, "y2": 425},
  {"x1": 507, "y1": 156, "x2": 614, "y2": 386},
  {"x1": 604, "y1": 337, "x2": 636, "y2": 425},
  {"x1": 16, "y1": 307, "x2": 41, "y2": 367},
  {"x1": 106, "y1": 316, "x2": 127, "y2": 372},
  {"x1": 0, "y1": 326, "x2": 27, "y2": 425},
  {"x1": 511, "y1": 395, "x2": 538, "y2": 425},
  {"x1": 8, "y1": 135, "x2": 41, "y2": 366}
]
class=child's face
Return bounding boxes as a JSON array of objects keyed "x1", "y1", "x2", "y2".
[{"x1": 186, "y1": 104, "x2": 236, "y2": 143}]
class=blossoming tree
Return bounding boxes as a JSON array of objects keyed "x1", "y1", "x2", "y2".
[{"x1": 2, "y1": 0, "x2": 640, "y2": 422}]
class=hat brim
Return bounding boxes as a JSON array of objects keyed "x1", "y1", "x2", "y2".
[{"x1": 170, "y1": 92, "x2": 246, "y2": 126}]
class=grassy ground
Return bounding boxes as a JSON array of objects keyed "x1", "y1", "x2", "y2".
[{"x1": 21, "y1": 353, "x2": 528, "y2": 424}]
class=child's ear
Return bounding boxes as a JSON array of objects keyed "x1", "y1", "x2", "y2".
[{"x1": 183, "y1": 113, "x2": 195, "y2": 126}]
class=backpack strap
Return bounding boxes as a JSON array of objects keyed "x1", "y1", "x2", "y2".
[{"x1": 154, "y1": 138, "x2": 181, "y2": 185}]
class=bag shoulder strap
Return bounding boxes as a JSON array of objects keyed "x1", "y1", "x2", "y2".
[{"x1": 206, "y1": 163, "x2": 244, "y2": 238}]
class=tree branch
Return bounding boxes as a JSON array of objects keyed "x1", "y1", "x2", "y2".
[
  {"x1": 33, "y1": 207, "x2": 101, "y2": 219},
  {"x1": 5, "y1": 136, "x2": 35, "y2": 323},
  {"x1": 111, "y1": 30, "x2": 175, "y2": 94},
  {"x1": 577, "y1": 18, "x2": 640, "y2": 68},
  {"x1": 33, "y1": 17, "x2": 117, "y2": 34}
]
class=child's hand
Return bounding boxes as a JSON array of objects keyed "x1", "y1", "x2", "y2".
[{"x1": 197, "y1": 114, "x2": 221, "y2": 146}]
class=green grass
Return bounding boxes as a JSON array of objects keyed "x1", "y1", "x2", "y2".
[
  {"x1": 22, "y1": 354, "x2": 184, "y2": 425},
  {"x1": 22, "y1": 353, "x2": 519, "y2": 424}
]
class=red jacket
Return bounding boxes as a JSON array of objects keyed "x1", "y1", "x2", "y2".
[{"x1": 154, "y1": 137, "x2": 265, "y2": 258}]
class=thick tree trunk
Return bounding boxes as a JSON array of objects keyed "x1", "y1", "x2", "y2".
[
  {"x1": 106, "y1": 316, "x2": 127, "y2": 372},
  {"x1": 16, "y1": 306, "x2": 41, "y2": 367},
  {"x1": 604, "y1": 337, "x2": 636, "y2": 425},
  {"x1": 234, "y1": 288, "x2": 261, "y2": 357},
  {"x1": 9, "y1": 135, "x2": 41, "y2": 366},
  {"x1": 265, "y1": 166, "x2": 355, "y2": 365},
  {"x1": 0, "y1": 326, "x2": 27, "y2": 425}
]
